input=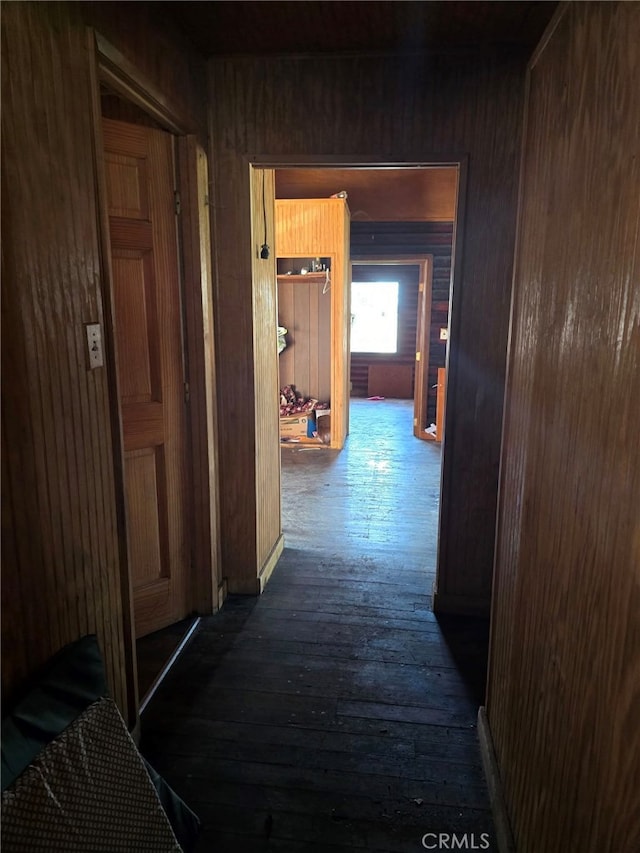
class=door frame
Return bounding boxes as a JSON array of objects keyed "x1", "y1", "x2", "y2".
[
  {"x1": 87, "y1": 30, "x2": 220, "y2": 724},
  {"x1": 251, "y1": 155, "x2": 467, "y2": 608},
  {"x1": 349, "y1": 256, "x2": 433, "y2": 437}
]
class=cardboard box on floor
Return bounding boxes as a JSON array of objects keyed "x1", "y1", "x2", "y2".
[
  {"x1": 280, "y1": 412, "x2": 315, "y2": 440},
  {"x1": 280, "y1": 410, "x2": 331, "y2": 444}
]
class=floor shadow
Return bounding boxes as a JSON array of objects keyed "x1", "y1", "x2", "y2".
[
  {"x1": 137, "y1": 616, "x2": 200, "y2": 700},
  {"x1": 138, "y1": 595, "x2": 261, "y2": 733},
  {"x1": 435, "y1": 613, "x2": 490, "y2": 706}
]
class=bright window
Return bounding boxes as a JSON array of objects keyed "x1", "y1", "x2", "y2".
[{"x1": 350, "y1": 281, "x2": 399, "y2": 353}]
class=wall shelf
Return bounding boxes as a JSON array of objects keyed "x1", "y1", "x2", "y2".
[{"x1": 276, "y1": 272, "x2": 328, "y2": 285}]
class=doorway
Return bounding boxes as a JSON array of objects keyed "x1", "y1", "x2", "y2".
[
  {"x1": 101, "y1": 113, "x2": 191, "y2": 640},
  {"x1": 349, "y1": 257, "x2": 435, "y2": 439},
  {"x1": 267, "y1": 163, "x2": 460, "y2": 595},
  {"x1": 90, "y1": 33, "x2": 219, "y2": 717}
]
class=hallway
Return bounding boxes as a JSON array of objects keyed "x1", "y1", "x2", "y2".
[{"x1": 140, "y1": 399, "x2": 495, "y2": 852}]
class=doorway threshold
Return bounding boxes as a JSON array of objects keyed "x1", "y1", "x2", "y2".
[{"x1": 138, "y1": 616, "x2": 200, "y2": 714}]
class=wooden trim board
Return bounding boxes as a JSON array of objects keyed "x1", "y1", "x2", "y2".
[
  {"x1": 139, "y1": 617, "x2": 201, "y2": 715},
  {"x1": 95, "y1": 33, "x2": 191, "y2": 134},
  {"x1": 477, "y1": 707, "x2": 516, "y2": 853},
  {"x1": 87, "y1": 28, "x2": 138, "y2": 727},
  {"x1": 177, "y1": 135, "x2": 221, "y2": 615},
  {"x1": 436, "y1": 367, "x2": 446, "y2": 441},
  {"x1": 258, "y1": 534, "x2": 285, "y2": 592}
]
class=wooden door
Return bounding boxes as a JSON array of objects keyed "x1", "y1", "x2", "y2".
[{"x1": 102, "y1": 118, "x2": 190, "y2": 638}]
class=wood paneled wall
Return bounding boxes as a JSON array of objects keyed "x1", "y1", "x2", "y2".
[
  {"x1": 85, "y1": 1, "x2": 207, "y2": 136},
  {"x1": 1, "y1": 1, "x2": 129, "y2": 715},
  {"x1": 278, "y1": 278, "x2": 332, "y2": 403},
  {"x1": 209, "y1": 51, "x2": 525, "y2": 612},
  {"x1": 351, "y1": 222, "x2": 454, "y2": 422},
  {"x1": 487, "y1": 3, "x2": 640, "y2": 851},
  {"x1": 1, "y1": 2, "x2": 208, "y2": 722}
]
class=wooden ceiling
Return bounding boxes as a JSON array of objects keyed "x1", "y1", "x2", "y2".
[
  {"x1": 150, "y1": 1, "x2": 557, "y2": 223},
  {"x1": 161, "y1": 1, "x2": 558, "y2": 58},
  {"x1": 276, "y1": 167, "x2": 458, "y2": 222}
]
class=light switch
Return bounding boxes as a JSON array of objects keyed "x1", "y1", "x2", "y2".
[{"x1": 86, "y1": 323, "x2": 104, "y2": 369}]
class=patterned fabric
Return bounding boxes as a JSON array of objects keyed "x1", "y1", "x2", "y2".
[{"x1": 1, "y1": 697, "x2": 181, "y2": 852}]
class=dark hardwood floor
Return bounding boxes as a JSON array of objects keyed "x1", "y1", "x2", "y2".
[{"x1": 140, "y1": 399, "x2": 494, "y2": 852}]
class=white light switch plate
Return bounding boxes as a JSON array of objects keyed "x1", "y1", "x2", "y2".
[{"x1": 86, "y1": 323, "x2": 104, "y2": 369}]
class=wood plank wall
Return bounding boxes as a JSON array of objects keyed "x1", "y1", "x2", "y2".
[
  {"x1": 487, "y1": 3, "x2": 640, "y2": 851},
  {"x1": 278, "y1": 278, "x2": 332, "y2": 403},
  {"x1": 1, "y1": 1, "x2": 128, "y2": 715},
  {"x1": 351, "y1": 222, "x2": 453, "y2": 422},
  {"x1": 86, "y1": 2, "x2": 206, "y2": 134},
  {"x1": 1, "y1": 1, "x2": 207, "y2": 722},
  {"x1": 208, "y1": 52, "x2": 524, "y2": 612}
]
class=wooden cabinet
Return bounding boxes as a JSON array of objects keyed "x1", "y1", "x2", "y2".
[{"x1": 275, "y1": 199, "x2": 351, "y2": 449}]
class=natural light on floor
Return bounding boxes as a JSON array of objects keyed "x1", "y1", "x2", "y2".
[{"x1": 350, "y1": 281, "x2": 399, "y2": 353}]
